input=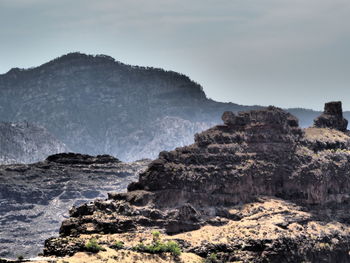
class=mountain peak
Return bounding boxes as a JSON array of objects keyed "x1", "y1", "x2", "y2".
[{"x1": 44, "y1": 52, "x2": 118, "y2": 68}]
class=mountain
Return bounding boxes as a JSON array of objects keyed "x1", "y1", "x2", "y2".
[
  {"x1": 0, "y1": 122, "x2": 68, "y2": 164},
  {"x1": 0, "y1": 52, "x2": 260, "y2": 161},
  {"x1": 0, "y1": 153, "x2": 150, "y2": 259},
  {"x1": 2, "y1": 52, "x2": 347, "y2": 162},
  {"x1": 2, "y1": 52, "x2": 349, "y2": 162},
  {"x1": 40, "y1": 103, "x2": 350, "y2": 262}
]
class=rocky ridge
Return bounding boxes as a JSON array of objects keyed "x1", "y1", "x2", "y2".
[
  {"x1": 39, "y1": 102, "x2": 350, "y2": 262},
  {"x1": 0, "y1": 122, "x2": 68, "y2": 164},
  {"x1": 0, "y1": 153, "x2": 150, "y2": 259}
]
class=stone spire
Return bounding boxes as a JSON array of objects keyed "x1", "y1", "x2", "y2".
[{"x1": 314, "y1": 101, "x2": 348, "y2": 131}]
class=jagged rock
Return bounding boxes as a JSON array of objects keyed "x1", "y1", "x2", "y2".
[
  {"x1": 0, "y1": 153, "x2": 150, "y2": 259},
  {"x1": 43, "y1": 237, "x2": 85, "y2": 257},
  {"x1": 314, "y1": 101, "x2": 348, "y2": 131},
  {"x1": 221, "y1": 111, "x2": 236, "y2": 126},
  {"x1": 44, "y1": 105, "x2": 350, "y2": 262}
]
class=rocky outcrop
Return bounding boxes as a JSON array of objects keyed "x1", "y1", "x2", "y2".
[
  {"x1": 314, "y1": 101, "x2": 348, "y2": 131},
  {"x1": 43, "y1": 105, "x2": 350, "y2": 262},
  {"x1": 0, "y1": 122, "x2": 68, "y2": 164},
  {"x1": 0, "y1": 153, "x2": 150, "y2": 259}
]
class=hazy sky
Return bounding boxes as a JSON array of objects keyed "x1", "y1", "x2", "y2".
[{"x1": 1, "y1": 0, "x2": 349, "y2": 110}]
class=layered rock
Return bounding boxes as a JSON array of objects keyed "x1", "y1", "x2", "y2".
[
  {"x1": 43, "y1": 105, "x2": 350, "y2": 262},
  {"x1": 314, "y1": 101, "x2": 348, "y2": 131},
  {"x1": 0, "y1": 153, "x2": 150, "y2": 259},
  {"x1": 0, "y1": 122, "x2": 68, "y2": 164}
]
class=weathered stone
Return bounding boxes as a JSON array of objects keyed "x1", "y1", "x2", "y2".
[
  {"x1": 44, "y1": 105, "x2": 350, "y2": 262},
  {"x1": 314, "y1": 101, "x2": 348, "y2": 131},
  {"x1": 221, "y1": 111, "x2": 236, "y2": 126}
]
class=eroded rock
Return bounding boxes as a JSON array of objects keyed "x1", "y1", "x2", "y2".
[
  {"x1": 314, "y1": 101, "x2": 348, "y2": 131},
  {"x1": 44, "y1": 105, "x2": 350, "y2": 262}
]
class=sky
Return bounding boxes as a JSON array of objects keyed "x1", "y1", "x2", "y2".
[{"x1": 0, "y1": 0, "x2": 349, "y2": 110}]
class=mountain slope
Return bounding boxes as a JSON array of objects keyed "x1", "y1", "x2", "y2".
[
  {"x1": 0, "y1": 53, "x2": 256, "y2": 161},
  {"x1": 1, "y1": 52, "x2": 348, "y2": 161},
  {"x1": 0, "y1": 153, "x2": 150, "y2": 259},
  {"x1": 0, "y1": 122, "x2": 68, "y2": 164}
]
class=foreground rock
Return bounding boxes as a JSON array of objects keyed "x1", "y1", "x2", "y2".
[
  {"x1": 0, "y1": 122, "x2": 68, "y2": 164},
  {"x1": 0, "y1": 153, "x2": 150, "y2": 259},
  {"x1": 43, "y1": 104, "x2": 350, "y2": 262}
]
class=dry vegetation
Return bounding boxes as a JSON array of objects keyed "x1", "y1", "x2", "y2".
[
  {"x1": 304, "y1": 128, "x2": 350, "y2": 144},
  {"x1": 25, "y1": 197, "x2": 350, "y2": 263}
]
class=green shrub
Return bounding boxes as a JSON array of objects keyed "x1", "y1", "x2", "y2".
[
  {"x1": 85, "y1": 238, "x2": 106, "y2": 253},
  {"x1": 113, "y1": 241, "x2": 125, "y2": 249},
  {"x1": 204, "y1": 253, "x2": 218, "y2": 263},
  {"x1": 17, "y1": 255, "x2": 24, "y2": 261},
  {"x1": 132, "y1": 232, "x2": 181, "y2": 256},
  {"x1": 151, "y1": 230, "x2": 161, "y2": 242},
  {"x1": 133, "y1": 240, "x2": 181, "y2": 256}
]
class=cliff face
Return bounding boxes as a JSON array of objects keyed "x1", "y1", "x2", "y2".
[
  {"x1": 0, "y1": 153, "x2": 150, "y2": 259},
  {"x1": 43, "y1": 104, "x2": 350, "y2": 262},
  {"x1": 0, "y1": 122, "x2": 68, "y2": 164}
]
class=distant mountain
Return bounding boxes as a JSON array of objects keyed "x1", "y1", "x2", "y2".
[
  {"x1": 0, "y1": 122, "x2": 68, "y2": 164},
  {"x1": 0, "y1": 52, "x2": 347, "y2": 161},
  {"x1": 0, "y1": 53, "x2": 254, "y2": 161}
]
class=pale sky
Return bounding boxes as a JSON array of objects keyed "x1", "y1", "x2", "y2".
[{"x1": 1, "y1": 0, "x2": 349, "y2": 110}]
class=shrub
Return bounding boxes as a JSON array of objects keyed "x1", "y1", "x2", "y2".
[
  {"x1": 133, "y1": 240, "x2": 181, "y2": 256},
  {"x1": 85, "y1": 238, "x2": 106, "y2": 253},
  {"x1": 204, "y1": 253, "x2": 218, "y2": 263},
  {"x1": 113, "y1": 241, "x2": 125, "y2": 249},
  {"x1": 152, "y1": 230, "x2": 161, "y2": 242},
  {"x1": 132, "y1": 231, "x2": 181, "y2": 256}
]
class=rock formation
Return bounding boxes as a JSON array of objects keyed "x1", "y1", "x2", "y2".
[
  {"x1": 314, "y1": 101, "x2": 348, "y2": 131},
  {"x1": 40, "y1": 104, "x2": 350, "y2": 262},
  {"x1": 0, "y1": 153, "x2": 150, "y2": 259},
  {"x1": 0, "y1": 122, "x2": 68, "y2": 164}
]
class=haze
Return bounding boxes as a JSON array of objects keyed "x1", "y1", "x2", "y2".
[{"x1": 1, "y1": 0, "x2": 349, "y2": 110}]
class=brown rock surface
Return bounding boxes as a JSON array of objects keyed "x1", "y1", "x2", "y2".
[{"x1": 43, "y1": 105, "x2": 350, "y2": 262}]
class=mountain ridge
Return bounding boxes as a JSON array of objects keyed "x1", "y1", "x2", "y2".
[
  {"x1": 0, "y1": 52, "x2": 256, "y2": 161},
  {"x1": 1, "y1": 52, "x2": 348, "y2": 162}
]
